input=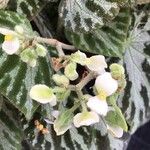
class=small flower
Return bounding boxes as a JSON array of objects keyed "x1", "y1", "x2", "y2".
[
  {"x1": 109, "y1": 63, "x2": 125, "y2": 80},
  {"x1": 73, "y1": 111, "x2": 99, "y2": 128},
  {"x1": 86, "y1": 55, "x2": 107, "y2": 73},
  {"x1": 20, "y1": 48, "x2": 37, "y2": 67},
  {"x1": 29, "y1": 84, "x2": 57, "y2": 106},
  {"x1": 64, "y1": 62, "x2": 78, "y2": 81},
  {"x1": 52, "y1": 74, "x2": 69, "y2": 87},
  {"x1": 107, "y1": 125, "x2": 123, "y2": 138},
  {"x1": 14, "y1": 25, "x2": 24, "y2": 34},
  {"x1": 87, "y1": 96, "x2": 108, "y2": 116},
  {"x1": 35, "y1": 43, "x2": 47, "y2": 57},
  {"x1": 0, "y1": 27, "x2": 20, "y2": 55},
  {"x1": 95, "y1": 72, "x2": 118, "y2": 96},
  {"x1": 70, "y1": 50, "x2": 87, "y2": 65}
]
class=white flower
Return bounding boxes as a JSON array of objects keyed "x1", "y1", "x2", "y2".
[
  {"x1": 0, "y1": 27, "x2": 20, "y2": 55},
  {"x1": 86, "y1": 55, "x2": 107, "y2": 73},
  {"x1": 95, "y1": 72, "x2": 118, "y2": 96},
  {"x1": 71, "y1": 50, "x2": 87, "y2": 65},
  {"x1": 87, "y1": 96, "x2": 108, "y2": 116},
  {"x1": 0, "y1": 27, "x2": 16, "y2": 35},
  {"x1": 29, "y1": 84, "x2": 57, "y2": 106},
  {"x1": 107, "y1": 125, "x2": 123, "y2": 138},
  {"x1": 73, "y1": 111, "x2": 99, "y2": 128}
]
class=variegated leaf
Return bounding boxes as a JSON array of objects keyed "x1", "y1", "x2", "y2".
[
  {"x1": 59, "y1": 0, "x2": 121, "y2": 32},
  {"x1": 119, "y1": 25, "x2": 150, "y2": 133},
  {"x1": 7, "y1": 0, "x2": 58, "y2": 19},
  {"x1": 0, "y1": 99, "x2": 23, "y2": 150},
  {"x1": 0, "y1": 10, "x2": 52, "y2": 119},
  {"x1": 65, "y1": 8, "x2": 131, "y2": 57}
]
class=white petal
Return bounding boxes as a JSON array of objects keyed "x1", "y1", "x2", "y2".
[
  {"x1": 95, "y1": 72, "x2": 118, "y2": 96},
  {"x1": 30, "y1": 84, "x2": 57, "y2": 105},
  {"x1": 87, "y1": 96, "x2": 108, "y2": 116},
  {"x1": 0, "y1": 27, "x2": 16, "y2": 35},
  {"x1": 86, "y1": 55, "x2": 107, "y2": 72},
  {"x1": 49, "y1": 98, "x2": 57, "y2": 106},
  {"x1": 107, "y1": 125, "x2": 123, "y2": 138},
  {"x1": 73, "y1": 111, "x2": 99, "y2": 128},
  {"x1": 2, "y1": 38, "x2": 20, "y2": 55}
]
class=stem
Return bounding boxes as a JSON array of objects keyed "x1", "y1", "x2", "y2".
[
  {"x1": 36, "y1": 37, "x2": 76, "y2": 50},
  {"x1": 81, "y1": 101, "x2": 88, "y2": 112},
  {"x1": 70, "y1": 102, "x2": 80, "y2": 112},
  {"x1": 136, "y1": 0, "x2": 150, "y2": 4},
  {"x1": 76, "y1": 72, "x2": 97, "y2": 90}
]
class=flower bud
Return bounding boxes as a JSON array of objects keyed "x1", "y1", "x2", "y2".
[
  {"x1": 70, "y1": 50, "x2": 87, "y2": 65},
  {"x1": 35, "y1": 43, "x2": 47, "y2": 57},
  {"x1": 64, "y1": 62, "x2": 78, "y2": 81},
  {"x1": 109, "y1": 63, "x2": 125, "y2": 80},
  {"x1": 20, "y1": 48, "x2": 37, "y2": 67},
  {"x1": 117, "y1": 77, "x2": 127, "y2": 92},
  {"x1": 14, "y1": 25, "x2": 24, "y2": 34},
  {"x1": 52, "y1": 74, "x2": 69, "y2": 87}
]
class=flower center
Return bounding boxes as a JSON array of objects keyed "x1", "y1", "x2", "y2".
[
  {"x1": 4, "y1": 35, "x2": 13, "y2": 41},
  {"x1": 97, "y1": 89, "x2": 107, "y2": 100}
]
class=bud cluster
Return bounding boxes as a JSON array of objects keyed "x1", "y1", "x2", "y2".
[
  {"x1": 0, "y1": 25, "x2": 47, "y2": 67},
  {"x1": 29, "y1": 50, "x2": 127, "y2": 137}
]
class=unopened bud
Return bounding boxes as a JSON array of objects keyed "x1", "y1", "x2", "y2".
[
  {"x1": 35, "y1": 43, "x2": 47, "y2": 57},
  {"x1": 117, "y1": 77, "x2": 127, "y2": 92},
  {"x1": 15, "y1": 25, "x2": 24, "y2": 34},
  {"x1": 64, "y1": 62, "x2": 78, "y2": 81},
  {"x1": 110, "y1": 63, "x2": 125, "y2": 80},
  {"x1": 20, "y1": 48, "x2": 37, "y2": 67},
  {"x1": 52, "y1": 74, "x2": 69, "y2": 87}
]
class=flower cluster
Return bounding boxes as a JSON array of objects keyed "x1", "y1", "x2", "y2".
[
  {"x1": 0, "y1": 26, "x2": 47, "y2": 67},
  {"x1": 29, "y1": 50, "x2": 127, "y2": 138}
]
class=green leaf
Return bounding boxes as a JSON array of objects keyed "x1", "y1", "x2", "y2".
[
  {"x1": 60, "y1": 0, "x2": 121, "y2": 32},
  {"x1": 0, "y1": 99, "x2": 23, "y2": 150},
  {"x1": 54, "y1": 109, "x2": 74, "y2": 136},
  {"x1": 65, "y1": 8, "x2": 131, "y2": 57},
  {"x1": 120, "y1": 21, "x2": 150, "y2": 132},
  {"x1": 105, "y1": 106, "x2": 128, "y2": 131},
  {"x1": 0, "y1": 10, "x2": 52, "y2": 119},
  {"x1": 0, "y1": 10, "x2": 32, "y2": 33}
]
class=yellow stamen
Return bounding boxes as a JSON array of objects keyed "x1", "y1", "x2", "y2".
[
  {"x1": 4, "y1": 35, "x2": 13, "y2": 41},
  {"x1": 97, "y1": 89, "x2": 107, "y2": 100}
]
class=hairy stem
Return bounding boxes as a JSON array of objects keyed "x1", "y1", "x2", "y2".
[
  {"x1": 76, "y1": 72, "x2": 97, "y2": 90},
  {"x1": 36, "y1": 37, "x2": 76, "y2": 50}
]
